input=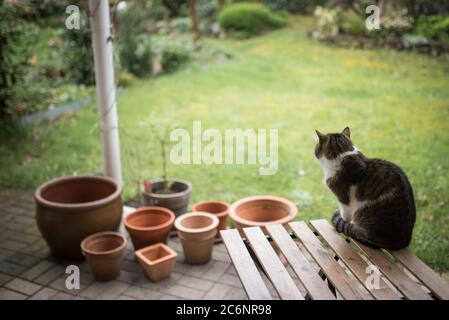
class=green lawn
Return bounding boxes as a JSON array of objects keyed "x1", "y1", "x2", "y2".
[{"x1": 1, "y1": 17, "x2": 448, "y2": 271}]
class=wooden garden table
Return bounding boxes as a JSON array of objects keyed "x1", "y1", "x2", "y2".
[{"x1": 220, "y1": 219, "x2": 449, "y2": 300}]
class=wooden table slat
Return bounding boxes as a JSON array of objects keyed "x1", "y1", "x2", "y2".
[
  {"x1": 243, "y1": 227, "x2": 304, "y2": 300},
  {"x1": 266, "y1": 224, "x2": 336, "y2": 300},
  {"x1": 389, "y1": 249, "x2": 449, "y2": 300},
  {"x1": 310, "y1": 219, "x2": 401, "y2": 300},
  {"x1": 289, "y1": 221, "x2": 372, "y2": 300},
  {"x1": 221, "y1": 229, "x2": 272, "y2": 300},
  {"x1": 351, "y1": 241, "x2": 432, "y2": 300}
]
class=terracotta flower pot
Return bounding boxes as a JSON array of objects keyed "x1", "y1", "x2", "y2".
[
  {"x1": 136, "y1": 243, "x2": 177, "y2": 282},
  {"x1": 124, "y1": 206, "x2": 175, "y2": 250},
  {"x1": 141, "y1": 179, "x2": 192, "y2": 217},
  {"x1": 175, "y1": 212, "x2": 219, "y2": 264},
  {"x1": 192, "y1": 200, "x2": 229, "y2": 239},
  {"x1": 35, "y1": 175, "x2": 123, "y2": 260},
  {"x1": 229, "y1": 195, "x2": 298, "y2": 232},
  {"x1": 81, "y1": 231, "x2": 127, "y2": 281}
]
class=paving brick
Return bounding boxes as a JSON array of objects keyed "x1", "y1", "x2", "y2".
[
  {"x1": 0, "y1": 239, "x2": 27, "y2": 251},
  {"x1": 51, "y1": 292, "x2": 75, "y2": 300},
  {"x1": 223, "y1": 288, "x2": 247, "y2": 300},
  {"x1": 5, "y1": 278, "x2": 42, "y2": 296},
  {"x1": 203, "y1": 283, "x2": 232, "y2": 300},
  {"x1": 6, "y1": 221, "x2": 30, "y2": 232},
  {"x1": 13, "y1": 215, "x2": 35, "y2": 225},
  {"x1": 211, "y1": 250, "x2": 231, "y2": 263},
  {"x1": 0, "y1": 261, "x2": 28, "y2": 276},
  {"x1": 202, "y1": 261, "x2": 228, "y2": 282},
  {"x1": 217, "y1": 273, "x2": 242, "y2": 288},
  {"x1": 49, "y1": 277, "x2": 85, "y2": 294},
  {"x1": 0, "y1": 287, "x2": 28, "y2": 300},
  {"x1": 20, "y1": 260, "x2": 55, "y2": 280},
  {"x1": 164, "y1": 284, "x2": 205, "y2": 300},
  {"x1": 34, "y1": 264, "x2": 65, "y2": 285},
  {"x1": 178, "y1": 275, "x2": 215, "y2": 291},
  {"x1": 184, "y1": 262, "x2": 213, "y2": 278},
  {"x1": 123, "y1": 286, "x2": 162, "y2": 300},
  {"x1": 23, "y1": 225, "x2": 42, "y2": 236},
  {"x1": 5, "y1": 252, "x2": 40, "y2": 267},
  {"x1": 9, "y1": 232, "x2": 39, "y2": 245},
  {"x1": 81, "y1": 281, "x2": 130, "y2": 300},
  {"x1": 160, "y1": 294, "x2": 181, "y2": 300},
  {"x1": 29, "y1": 287, "x2": 58, "y2": 300},
  {"x1": 118, "y1": 270, "x2": 141, "y2": 284},
  {"x1": 134, "y1": 272, "x2": 181, "y2": 291},
  {"x1": 0, "y1": 272, "x2": 13, "y2": 286},
  {"x1": 116, "y1": 294, "x2": 137, "y2": 300}
]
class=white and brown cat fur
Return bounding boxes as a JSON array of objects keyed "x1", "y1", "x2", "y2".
[{"x1": 315, "y1": 127, "x2": 416, "y2": 250}]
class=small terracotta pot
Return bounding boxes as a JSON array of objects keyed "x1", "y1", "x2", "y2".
[
  {"x1": 175, "y1": 212, "x2": 219, "y2": 264},
  {"x1": 124, "y1": 207, "x2": 175, "y2": 250},
  {"x1": 81, "y1": 231, "x2": 127, "y2": 281},
  {"x1": 229, "y1": 195, "x2": 298, "y2": 231},
  {"x1": 192, "y1": 200, "x2": 229, "y2": 239},
  {"x1": 141, "y1": 179, "x2": 192, "y2": 217},
  {"x1": 35, "y1": 175, "x2": 123, "y2": 260},
  {"x1": 136, "y1": 243, "x2": 177, "y2": 282}
]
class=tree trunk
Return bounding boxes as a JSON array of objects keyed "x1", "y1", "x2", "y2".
[{"x1": 188, "y1": 0, "x2": 201, "y2": 44}]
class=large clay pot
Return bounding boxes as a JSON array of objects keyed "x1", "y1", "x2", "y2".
[
  {"x1": 141, "y1": 179, "x2": 192, "y2": 217},
  {"x1": 35, "y1": 175, "x2": 123, "y2": 260},
  {"x1": 192, "y1": 200, "x2": 229, "y2": 239},
  {"x1": 81, "y1": 231, "x2": 127, "y2": 281},
  {"x1": 175, "y1": 212, "x2": 219, "y2": 264},
  {"x1": 229, "y1": 195, "x2": 298, "y2": 232},
  {"x1": 124, "y1": 206, "x2": 175, "y2": 250}
]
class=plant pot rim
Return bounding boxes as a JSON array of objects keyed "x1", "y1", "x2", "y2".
[
  {"x1": 124, "y1": 206, "x2": 175, "y2": 232},
  {"x1": 80, "y1": 231, "x2": 127, "y2": 256},
  {"x1": 192, "y1": 200, "x2": 229, "y2": 218},
  {"x1": 175, "y1": 212, "x2": 219, "y2": 234},
  {"x1": 141, "y1": 179, "x2": 192, "y2": 199},
  {"x1": 136, "y1": 243, "x2": 177, "y2": 266},
  {"x1": 34, "y1": 175, "x2": 122, "y2": 210},
  {"x1": 229, "y1": 195, "x2": 298, "y2": 227}
]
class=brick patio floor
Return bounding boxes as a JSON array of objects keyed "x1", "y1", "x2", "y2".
[{"x1": 0, "y1": 187, "x2": 255, "y2": 300}]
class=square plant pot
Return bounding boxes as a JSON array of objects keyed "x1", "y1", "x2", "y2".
[{"x1": 136, "y1": 243, "x2": 177, "y2": 282}]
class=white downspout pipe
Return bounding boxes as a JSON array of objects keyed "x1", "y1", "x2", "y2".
[{"x1": 89, "y1": 0, "x2": 122, "y2": 185}]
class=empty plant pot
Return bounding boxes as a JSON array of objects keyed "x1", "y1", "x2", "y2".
[
  {"x1": 229, "y1": 195, "x2": 298, "y2": 231},
  {"x1": 81, "y1": 231, "x2": 127, "y2": 281},
  {"x1": 192, "y1": 200, "x2": 229, "y2": 239},
  {"x1": 35, "y1": 175, "x2": 123, "y2": 260},
  {"x1": 141, "y1": 179, "x2": 192, "y2": 217},
  {"x1": 136, "y1": 243, "x2": 177, "y2": 282},
  {"x1": 124, "y1": 206, "x2": 175, "y2": 250},
  {"x1": 175, "y1": 212, "x2": 219, "y2": 264}
]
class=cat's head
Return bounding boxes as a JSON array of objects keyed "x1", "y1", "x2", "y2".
[{"x1": 314, "y1": 127, "x2": 354, "y2": 160}]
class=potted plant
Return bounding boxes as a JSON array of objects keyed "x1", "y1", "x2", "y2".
[
  {"x1": 124, "y1": 206, "x2": 175, "y2": 250},
  {"x1": 35, "y1": 175, "x2": 123, "y2": 260},
  {"x1": 136, "y1": 243, "x2": 177, "y2": 282},
  {"x1": 81, "y1": 231, "x2": 127, "y2": 281},
  {"x1": 175, "y1": 212, "x2": 219, "y2": 264},
  {"x1": 142, "y1": 123, "x2": 192, "y2": 217},
  {"x1": 192, "y1": 200, "x2": 229, "y2": 239}
]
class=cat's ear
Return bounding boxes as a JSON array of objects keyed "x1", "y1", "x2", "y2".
[
  {"x1": 315, "y1": 130, "x2": 326, "y2": 143},
  {"x1": 342, "y1": 127, "x2": 350, "y2": 138}
]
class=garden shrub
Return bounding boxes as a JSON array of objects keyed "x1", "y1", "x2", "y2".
[
  {"x1": 311, "y1": 6, "x2": 341, "y2": 40},
  {"x1": 415, "y1": 15, "x2": 449, "y2": 45},
  {"x1": 340, "y1": 14, "x2": 366, "y2": 36},
  {"x1": 0, "y1": 3, "x2": 40, "y2": 118},
  {"x1": 218, "y1": 3, "x2": 287, "y2": 37},
  {"x1": 263, "y1": 0, "x2": 327, "y2": 14},
  {"x1": 117, "y1": 4, "x2": 154, "y2": 77},
  {"x1": 153, "y1": 36, "x2": 191, "y2": 73},
  {"x1": 62, "y1": 11, "x2": 94, "y2": 86}
]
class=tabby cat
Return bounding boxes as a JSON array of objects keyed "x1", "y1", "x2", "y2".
[{"x1": 314, "y1": 127, "x2": 416, "y2": 250}]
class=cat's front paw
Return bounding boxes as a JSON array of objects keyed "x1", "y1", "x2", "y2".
[{"x1": 331, "y1": 210, "x2": 346, "y2": 233}]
